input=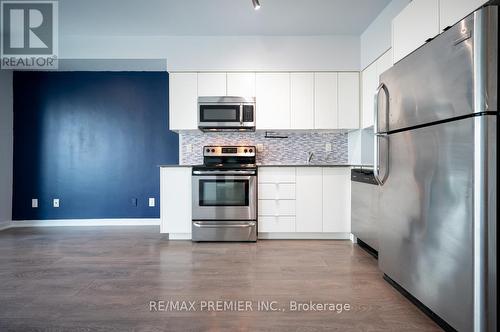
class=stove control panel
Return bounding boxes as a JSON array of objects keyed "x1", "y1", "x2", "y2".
[{"x1": 203, "y1": 146, "x2": 255, "y2": 157}]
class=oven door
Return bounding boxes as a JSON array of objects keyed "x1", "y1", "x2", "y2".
[{"x1": 192, "y1": 171, "x2": 257, "y2": 221}]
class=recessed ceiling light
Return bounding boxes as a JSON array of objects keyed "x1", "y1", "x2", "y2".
[{"x1": 252, "y1": 0, "x2": 261, "y2": 10}]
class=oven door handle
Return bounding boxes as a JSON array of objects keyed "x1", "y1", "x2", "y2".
[
  {"x1": 192, "y1": 170, "x2": 256, "y2": 175},
  {"x1": 193, "y1": 221, "x2": 256, "y2": 228}
]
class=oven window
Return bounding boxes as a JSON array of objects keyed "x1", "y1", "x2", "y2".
[
  {"x1": 200, "y1": 105, "x2": 239, "y2": 122},
  {"x1": 199, "y1": 180, "x2": 249, "y2": 206}
]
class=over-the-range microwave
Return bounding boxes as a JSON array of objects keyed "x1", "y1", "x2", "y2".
[{"x1": 198, "y1": 96, "x2": 255, "y2": 132}]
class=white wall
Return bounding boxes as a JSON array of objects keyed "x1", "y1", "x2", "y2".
[
  {"x1": 60, "y1": 35, "x2": 360, "y2": 71},
  {"x1": 360, "y1": 0, "x2": 409, "y2": 69},
  {"x1": 0, "y1": 70, "x2": 13, "y2": 229},
  {"x1": 348, "y1": 128, "x2": 375, "y2": 166}
]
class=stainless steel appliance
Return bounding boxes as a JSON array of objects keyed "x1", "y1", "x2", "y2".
[
  {"x1": 351, "y1": 168, "x2": 379, "y2": 256},
  {"x1": 375, "y1": 6, "x2": 497, "y2": 332},
  {"x1": 192, "y1": 146, "x2": 257, "y2": 241},
  {"x1": 198, "y1": 96, "x2": 256, "y2": 131}
]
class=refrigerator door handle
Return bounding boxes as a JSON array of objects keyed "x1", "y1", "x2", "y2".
[{"x1": 374, "y1": 83, "x2": 389, "y2": 185}]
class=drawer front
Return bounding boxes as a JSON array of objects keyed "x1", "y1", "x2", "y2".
[
  {"x1": 259, "y1": 183, "x2": 296, "y2": 200},
  {"x1": 259, "y1": 216, "x2": 296, "y2": 233},
  {"x1": 259, "y1": 199, "x2": 296, "y2": 216},
  {"x1": 259, "y1": 168, "x2": 296, "y2": 183}
]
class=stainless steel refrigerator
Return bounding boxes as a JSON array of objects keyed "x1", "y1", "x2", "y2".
[{"x1": 374, "y1": 5, "x2": 497, "y2": 332}]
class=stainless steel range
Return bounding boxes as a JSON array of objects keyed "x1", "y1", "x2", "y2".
[{"x1": 192, "y1": 146, "x2": 257, "y2": 242}]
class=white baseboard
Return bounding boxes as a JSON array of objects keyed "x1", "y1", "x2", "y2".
[
  {"x1": 168, "y1": 233, "x2": 191, "y2": 240},
  {"x1": 350, "y1": 233, "x2": 358, "y2": 243},
  {"x1": 258, "y1": 232, "x2": 351, "y2": 240},
  {"x1": 0, "y1": 221, "x2": 11, "y2": 231},
  {"x1": 9, "y1": 218, "x2": 160, "y2": 228}
]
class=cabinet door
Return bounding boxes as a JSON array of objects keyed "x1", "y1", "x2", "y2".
[
  {"x1": 361, "y1": 62, "x2": 378, "y2": 128},
  {"x1": 338, "y1": 72, "x2": 360, "y2": 129},
  {"x1": 258, "y1": 167, "x2": 296, "y2": 184},
  {"x1": 322, "y1": 168, "x2": 350, "y2": 233},
  {"x1": 169, "y1": 73, "x2": 197, "y2": 130},
  {"x1": 227, "y1": 72, "x2": 256, "y2": 97},
  {"x1": 314, "y1": 73, "x2": 338, "y2": 129},
  {"x1": 291, "y1": 73, "x2": 314, "y2": 129},
  {"x1": 377, "y1": 49, "x2": 393, "y2": 80},
  {"x1": 259, "y1": 216, "x2": 296, "y2": 233},
  {"x1": 296, "y1": 168, "x2": 323, "y2": 232},
  {"x1": 392, "y1": 0, "x2": 439, "y2": 64},
  {"x1": 256, "y1": 73, "x2": 291, "y2": 130},
  {"x1": 160, "y1": 167, "x2": 192, "y2": 234},
  {"x1": 198, "y1": 73, "x2": 227, "y2": 96},
  {"x1": 439, "y1": 0, "x2": 487, "y2": 31}
]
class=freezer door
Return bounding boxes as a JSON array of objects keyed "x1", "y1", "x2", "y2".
[
  {"x1": 378, "y1": 117, "x2": 475, "y2": 331},
  {"x1": 377, "y1": 5, "x2": 497, "y2": 133}
]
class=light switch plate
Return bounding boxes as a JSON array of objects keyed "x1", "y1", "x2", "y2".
[
  {"x1": 53, "y1": 199, "x2": 60, "y2": 208},
  {"x1": 148, "y1": 198, "x2": 155, "y2": 207},
  {"x1": 32, "y1": 199, "x2": 38, "y2": 208},
  {"x1": 256, "y1": 144, "x2": 264, "y2": 152},
  {"x1": 325, "y1": 143, "x2": 332, "y2": 152}
]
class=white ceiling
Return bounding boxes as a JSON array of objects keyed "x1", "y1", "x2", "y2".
[{"x1": 59, "y1": 0, "x2": 391, "y2": 36}]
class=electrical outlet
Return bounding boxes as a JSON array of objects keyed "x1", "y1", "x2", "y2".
[
  {"x1": 256, "y1": 144, "x2": 264, "y2": 152},
  {"x1": 53, "y1": 199, "x2": 60, "y2": 208},
  {"x1": 32, "y1": 199, "x2": 38, "y2": 208},
  {"x1": 131, "y1": 198, "x2": 138, "y2": 207},
  {"x1": 325, "y1": 143, "x2": 332, "y2": 152},
  {"x1": 148, "y1": 198, "x2": 155, "y2": 207}
]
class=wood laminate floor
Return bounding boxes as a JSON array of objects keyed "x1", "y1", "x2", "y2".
[{"x1": 0, "y1": 227, "x2": 441, "y2": 331}]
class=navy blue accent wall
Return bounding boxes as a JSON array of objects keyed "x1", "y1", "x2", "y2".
[{"x1": 12, "y1": 71, "x2": 178, "y2": 220}]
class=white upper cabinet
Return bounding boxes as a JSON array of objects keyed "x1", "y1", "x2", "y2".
[
  {"x1": 227, "y1": 72, "x2": 256, "y2": 97},
  {"x1": 296, "y1": 168, "x2": 323, "y2": 233},
  {"x1": 197, "y1": 73, "x2": 227, "y2": 96},
  {"x1": 361, "y1": 62, "x2": 378, "y2": 128},
  {"x1": 169, "y1": 72, "x2": 198, "y2": 130},
  {"x1": 439, "y1": 0, "x2": 488, "y2": 31},
  {"x1": 290, "y1": 73, "x2": 314, "y2": 130},
  {"x1": 392, "y1": 0, "x2": 440, "y2": 64},
  {"x1": 377, "y1": 49, "x2": 393, "y2": 79},
  {"x1": 338, "y1": 72, "x2": 360, "y2": 129},
  {"x1": 170, "y1": 71, "x2": 360, "y2": 131},
  {"x1": 322, "y1": 168, "x2": 350, "y2": 233},
  {"x1": 256, "y1": 73, "x2": 291, "y2": 130},
  {"x1": 314, "y1": 72, "x2": 338, "y2": 130},
  {"x1": 361, "y1": 49, "x2": 393, "y2": 128}
]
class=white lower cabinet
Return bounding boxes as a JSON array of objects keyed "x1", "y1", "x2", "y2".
[
  {"x1": 160, "y1": 167, "x2": 192, "y2": 238},
  {"x1": 322, "y1": 168, "x2": 351, "y2": 233},
  {"x1": 296, "y1": 168, "x2": 323, "y2": 232},
  {"x1": 258, "y1": 167, "x2": 350, "y2": 237},
  {"x1": 258, "y1": 183, "x2": 296, "y2": 200},
  {"x1": 259, "y1": 199, "x2": 296, "y2": 216},
  {"x1": 259, "y1": 216, "x2": 296, "y2": 233}
]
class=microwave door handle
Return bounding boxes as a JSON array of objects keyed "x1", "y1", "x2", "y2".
[{"x1": 239, "y1": 104, "x2": 243, "y2": 125}]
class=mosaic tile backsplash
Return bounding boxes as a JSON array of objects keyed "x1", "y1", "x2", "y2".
[{"x1": 179, "y1": 131, "x2": 348, "y2": 165}]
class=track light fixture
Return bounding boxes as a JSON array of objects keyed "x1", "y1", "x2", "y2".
[{"x1": 252, "y1": 0, "x2": 261, "y2": 10}]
